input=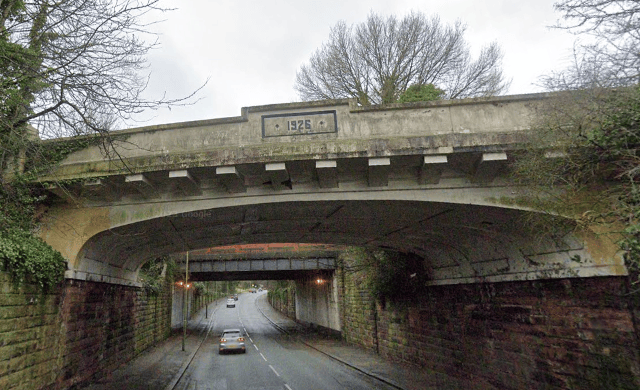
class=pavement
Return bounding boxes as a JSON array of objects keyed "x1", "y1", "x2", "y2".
[
  {"x1": 82, "y1": 293, "x2": 447, "y2": 390},
  {"x1": 252, "y1": 293, "x2": 449, "y2": 390}
]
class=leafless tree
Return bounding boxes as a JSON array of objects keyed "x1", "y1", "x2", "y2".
[
  {"x1": 0, "y1": 0, "x2": 203, "y2": 140},
  {"x1": 543, "y1": 0, "x2": 640, "y2": 89},
  {"x1": 294, "y1": 11, "x2": 509, "y2": 105}
]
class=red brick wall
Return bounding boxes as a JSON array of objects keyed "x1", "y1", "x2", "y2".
[
  {"x1": 57, "y1": 280, "x2": 137, "y2": 387},
  {"x1": 54, "y1": 279, "x2": 173, "y2": 389},
  {"x1": 341, "y1": 275, "x2": 640, "y2": 389}
]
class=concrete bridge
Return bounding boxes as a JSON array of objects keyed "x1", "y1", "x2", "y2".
[
  {"x1": 37, "y1": 93, "x2": 623, "y2": 287},
  {"x1": 10, "y1": 94, "x2": 637, "y2": 390}
]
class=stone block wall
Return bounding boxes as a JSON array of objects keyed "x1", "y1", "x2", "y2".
[
  {"x1": 337, "y1": 264, "x2": 378, "y2": 352},
  {"x1": 0, "y1": 273, "x2": 63, "y2": 390},
  {"x1": 134, "y1": 284, "x2": 173, "y2": 355},
  {"x1": 0, "y1": 272, "x2": 173, "y2": 390},
  {"x1": 336, "y1": 249, "x2": 640, "y2": 389}
]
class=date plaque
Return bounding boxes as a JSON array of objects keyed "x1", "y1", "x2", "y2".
[{"x1": 262, "y1": 110, "x2": 337, "y2": 138}]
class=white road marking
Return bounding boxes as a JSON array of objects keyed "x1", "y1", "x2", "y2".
[
  {"x1": 284, "y1": 385, "x2": 293, "y2": 390},
  {"x1": 254, "y1": 344, "x2": 259, "y2": 351},
  {"x1": 260, "y1": 352, "x2": 267, "y2": 361},
  {"x1": 269, "y1": 365, "x2": 280, "y2": 377}
]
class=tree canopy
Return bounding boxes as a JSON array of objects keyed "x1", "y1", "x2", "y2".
[{"x1": 294, "y1": 11, "x2": 509, "y2": 105}]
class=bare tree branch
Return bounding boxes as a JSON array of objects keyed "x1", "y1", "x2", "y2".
[{"x1": 1, "y1": 0, "x2": 205, "y2": 140}]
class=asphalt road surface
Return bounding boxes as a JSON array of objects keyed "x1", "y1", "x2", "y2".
[{"x1": 173, "y1": 291, "x2": 396, "y2": 390}]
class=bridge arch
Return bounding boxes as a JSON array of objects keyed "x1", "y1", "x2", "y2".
[{"x1": 65, "y1": 196, "x2": 621, "y2": 286}]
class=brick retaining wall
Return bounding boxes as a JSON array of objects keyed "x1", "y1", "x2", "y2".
[
  {"x1": 0, "y1": 273, "x2": 173, "y2": 390},
  {"x1": 0, "y1": 273, "x2": 63, "y2": 390},
  {"x1": 246, "y1": 252, "x2": 640, "y2": 388},
  {"x1": 337, "y1": 250, "x2": 640, "y2": 389}
]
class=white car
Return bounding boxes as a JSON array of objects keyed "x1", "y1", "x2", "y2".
[
  {"x1": 226, "y1": 299, "x2": 235, "y2": 308},
  {"x1": 219, "y1": 329, "x2": 246, "y2": 354}
]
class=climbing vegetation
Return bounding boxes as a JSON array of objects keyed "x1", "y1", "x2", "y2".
[
  {"x1": 341, "y1": 247, "x2": 429, "y2": 304},
  {"x1": 0, "y1": 228, "x2": 66, "y2": 292}
]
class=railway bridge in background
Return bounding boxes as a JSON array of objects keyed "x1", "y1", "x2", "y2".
[{"x1": 174, "y1": 243, "x2": 339, "y2": 281}]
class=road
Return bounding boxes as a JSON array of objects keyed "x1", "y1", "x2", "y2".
[{"x1": 173, "y1": 291, "x2": 395, "y2": 390}]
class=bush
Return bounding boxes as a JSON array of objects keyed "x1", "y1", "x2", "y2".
[{"x1": 0, "y1": 228, "x2": 67, "y2": 292}]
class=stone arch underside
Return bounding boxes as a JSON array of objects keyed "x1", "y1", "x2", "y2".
[{"x1": 73, "y1": 199, "x2": 624, "y2": 286}]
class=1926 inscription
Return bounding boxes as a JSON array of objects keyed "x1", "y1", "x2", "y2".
[
  {"x1": 262, "y1": 110, "x2": 337, "y2": 137},
  {"x1": 288, "y1": 119, "x2": 311, "y2": 131}
]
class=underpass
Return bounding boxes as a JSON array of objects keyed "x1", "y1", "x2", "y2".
[
  {"x1": 80, "y1": 291, "x2": 422, "y2": 390},
  {"x1": 4, "y1": 94, "x2": 634, "y2": 390}
]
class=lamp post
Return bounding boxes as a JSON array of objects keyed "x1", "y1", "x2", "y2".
[{"x1": 182, "y1": 251, "x2": 189, "y2": 351}]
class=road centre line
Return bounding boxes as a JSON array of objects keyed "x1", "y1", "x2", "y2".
[
  {"x1": 260, "y1": 352, "x2": 267, "y2": 361},
  {"x1": 254, "y1": 344, "x2": 259, "y2": 351},
  {"x1": 284, "y1": 385, "x2": 293, "y2": 390},
  {"x1": 269, "y1": 365, "x2": 280, "y2": 377}
]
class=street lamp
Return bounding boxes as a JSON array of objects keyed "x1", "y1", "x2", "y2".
[{"x1": 181, "y1": 251, "x2": 189, "y2": 351}]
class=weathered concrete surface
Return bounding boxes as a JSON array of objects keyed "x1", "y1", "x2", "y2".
[
  {"x1": 295, "y1": 274, "x2": 341, "y2": 332},
  {"x1": 42, "y1": 95, "x2": 537, "y2": 179},
  {"x1": 35, "y1": 95, "x2": 625, "y2": 286}
]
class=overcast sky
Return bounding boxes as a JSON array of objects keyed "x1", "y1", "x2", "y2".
[{"x1": 135, "y1": 0, "x2": 577, "y2": 127}]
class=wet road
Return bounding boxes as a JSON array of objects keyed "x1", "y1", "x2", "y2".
[{"x1": 173, "y1": 291, "x2": 395, "y2": 390}]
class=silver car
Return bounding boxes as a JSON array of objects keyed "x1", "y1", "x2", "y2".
[
  {"x1": 226, "y1": 298, "x2": 235, "y2": 308},
  {"x1": 218, "y1": 329, "x2": 246, "y2": 354}
]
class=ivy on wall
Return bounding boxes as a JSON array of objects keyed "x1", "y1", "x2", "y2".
[
  {"x1": 0, "y1": 228, "x2": 66, "y2": 291},
  {"x1": 139, "y1": 257, "x2": 178, "y2": 295},
  {"x1": 0, "y1": 134, "x2": 107, "y2": 292},
  {"x1": 341, "y1": 247, "x2": 429, "y2": 305}
]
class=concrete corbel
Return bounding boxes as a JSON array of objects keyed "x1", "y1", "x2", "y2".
[
  {"x1": 368, "y1": 157, "x2": 390, "y2": 187},
  {"x1": 82, "y1": 178, "x2": 121, "y2": 201},
  {"x1": 316, "y1": 160, "x2": 338, "y2": 188},
  {"x1": 44, "y1": 182, "x2": 78, "y2": 202},
  {"x1": 420, "y1": 155, "x2": 448, "y2": 184},
  {"x1": 471, "y1": 152, "x2": 508, "y2": 183},
  {"x1": 265, "y1": 162, "x2": 291, "y2": 190},
  {"x1": 169, "y1": 169, "x2": 202, "y2": 196},
  {"x1": 216, "y1": 166, "x2": 246, "y2": 193},
  {"x1": 125, "y1": 173, "x2": 159, "y2": 198}
]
